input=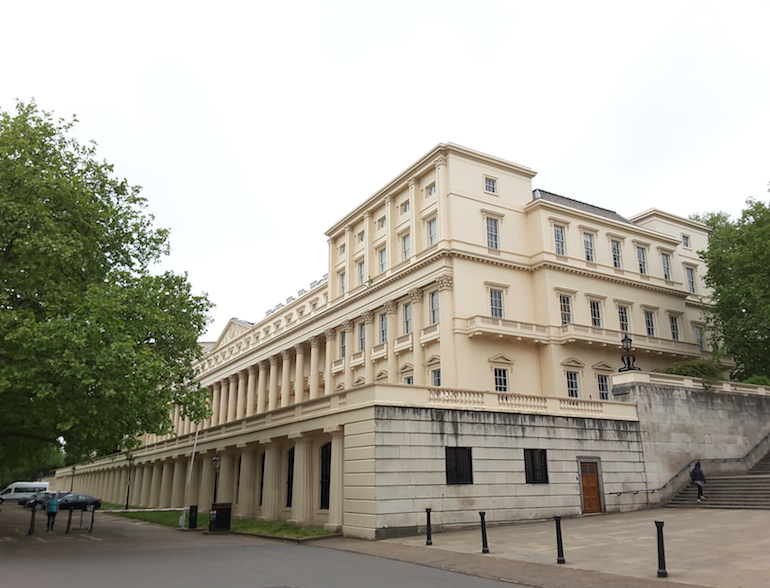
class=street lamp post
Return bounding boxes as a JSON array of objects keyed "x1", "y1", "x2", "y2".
[
  {"x1": 70, "y1": 466, "x2": 76, "y2": 492},
  {"x1": 619, "y1": 334, "x2": 641, "y2": 372},
  {"x1": 211, "y1": 453, "x2": 221, "y2": 505},
  {"x1": 125, "y1": 457, "x2": 135, "y2": 510}
]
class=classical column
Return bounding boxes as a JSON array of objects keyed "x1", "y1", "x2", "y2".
[
  {"x1": 139, "y1": 464, "x2": 153, "y2": 507},
  {"x1": 260, "y1": 443, "x2": 280, "y2": 521},
  {"x1": 219, "y1": 452, "x2": 235, "y2": 503},
  {"x1": 363, "y1": 311, "x2": 374, "y2": 383},
  {"x1": 246, "y1": 366, "x2": 257, "y2": 417},
  {"x1": 294, "y1": 344, "x2": 305, "y2": 403},
  {"x1": 209, "y1": 382, "x2": 221, "y2": 429},
  {"x1": 227, "y1": 375, "x2": 238, "y2": 422},
  {"x1": 363, "y1": 211, "x2": 372, "y2": 282},
  {"x1": 170, "y1": 459, "x2": 187, "y2": 507},
  {"x1": 132, "y1": 465, "x2": 144, "y2": 508},
  {"x1": 256, "y1": 360, "x2": 267, "y2": 414},
  {"x1": 281, "y1": 350, "x2": 292, "y2": 408},
  {"x1": 198, "y1": 454, "x2": 214, "y2": 509},
  {"x1": 148, "y1": 463, "x2": 163, "y2": 508},
  {"x1": 342, "y1": 321, "x2": 354, "y2": 390},
  {"x1": 325, "y1": 430, "x2": 344, "y2": 532},
  {"x1": 410, "y1": 288, "x2": 425, "y2": 385},
  {"x1": 385, "y1": 301, "x2": 398, "y2": 382},
  {"x1": 186, "y1": 455, "x2": 201, "y2": 509},
  {"x1": 435, "y1": 154, "x2": 449, "y2": 240},
  {"x1": 324, "y1": 329, "x2": 335, "y2": 395},
  {"x1": 268, "y1": 356, "x2": 279, "y2": 411},
  {"x1": 236, "y1": 446, "x2": 257, "y2": 517},
  {"x1": 309, "y1": 336, "x2": 320, "y2": 399},
  {"x1": 217, "y1": 378, "x2": 229, "y2": 426},
  {"x1": 235, "y1": 369, "x2": 247, "y2": 420},
  {"x1": 437, "y1": 274, "x2": 456, "y2": 387},
  {"x1": 407, "y1": 176, "x2": 417, "y2": 264},
  {"x1": 158, "y1": 461, "x2": 174, "y2": 508},
  {"x1": 288, "y1": 436, "x2": 312, "y2": 525}
]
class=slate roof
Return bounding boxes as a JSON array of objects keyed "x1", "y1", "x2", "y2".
[{"x1": 532, "y1": 189, "x2": 635, "y2": 225}]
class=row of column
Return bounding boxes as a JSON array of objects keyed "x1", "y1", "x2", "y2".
[
  {"x1": 166, "y1": 277, "x2": 456, "y2": 437},
  {"x1": 70, "y1": 433, "x2": 344, "y2": 530}
]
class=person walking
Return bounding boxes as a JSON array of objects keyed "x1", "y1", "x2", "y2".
[
  {"x1": 46, "y1": 494, "x2": 60, "y2": 532},
  {"x1": 690, "y1": 461, "x2": 706, "y2": 503}
]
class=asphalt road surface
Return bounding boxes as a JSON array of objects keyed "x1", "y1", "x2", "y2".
[{"x1": 0, "y1": 505, "x2": 527, "y2": 588}]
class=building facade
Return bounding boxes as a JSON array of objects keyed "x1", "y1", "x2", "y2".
[{"x1": 56, "y1": 144, "x2": 755, "y2": 539}]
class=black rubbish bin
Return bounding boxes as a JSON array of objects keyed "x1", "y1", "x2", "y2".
[{"x1": 208, "y1": 502, "x2": 232, "y2": 533}]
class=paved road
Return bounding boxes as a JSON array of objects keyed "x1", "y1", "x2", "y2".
[{"x1": 0, "y1": 504, "x2": 525, "y2": 588}]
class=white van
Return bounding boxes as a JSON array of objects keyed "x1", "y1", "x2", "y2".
[{"x1": 0, "y1": 481, "x2": 50, "y2": 505}]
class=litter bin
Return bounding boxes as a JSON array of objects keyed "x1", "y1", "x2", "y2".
[{"x1": 208, "y1": 502, "x2": 232, "y2": 533}]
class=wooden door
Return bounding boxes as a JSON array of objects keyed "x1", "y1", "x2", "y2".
[{"x1": 580, "y1": 462, "x2": 602, "y2": 514}]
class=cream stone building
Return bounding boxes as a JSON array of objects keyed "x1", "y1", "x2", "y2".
[{"x1": 57, "y1": 143, "x2": 768, "y2": 540}]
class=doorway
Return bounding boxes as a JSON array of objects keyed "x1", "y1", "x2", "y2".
[{"x1": 580, "y1": 461, "x2": 602, "y2": 514}]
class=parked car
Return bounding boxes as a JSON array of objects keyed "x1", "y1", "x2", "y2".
[
  {"x1": 0, "y1": 481, "x2": 50, "y2": 504},
  {"x1": 25, "y1": 491, "x2": 71, "y2": 510},
  {"x1": 58, "y1": 493, "x2": 101, "y2": 511}
]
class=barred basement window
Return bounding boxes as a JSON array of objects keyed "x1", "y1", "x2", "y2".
[
  {"x1": 446, "y1": 447, "x2": 473, "y2": 484},
  {"x1": 524, "y1": 448, "x2": 549, "y2": 484}
]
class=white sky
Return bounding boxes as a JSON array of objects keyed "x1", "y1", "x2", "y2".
[{"x1": 3, "y1": 0, "x2": 769, "y2": 339}]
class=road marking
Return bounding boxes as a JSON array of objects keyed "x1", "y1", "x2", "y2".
[{"x1": 84, "y1": 535, "x2": 102, "y2": 541}]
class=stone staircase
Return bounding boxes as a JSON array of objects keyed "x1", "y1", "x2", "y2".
[{"x1": 666, "y1": 452, "x2": 770, "y2": 509}]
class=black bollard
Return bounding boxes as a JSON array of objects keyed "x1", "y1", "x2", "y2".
[
  {"x1": 554, "y1": 516, "x2": 566, "y2": 564},
  {"x1": 28, "y1": 506, "x2": 36, "y2": 535},
  {"x1": 655, "y1": 520, "x2": 668, "y2": 578},
  {"x1": 89, "y1": 508, "x2": 96, "y2": 533},
  {"x1": 425, "y1": 508, "x2": 432, "y2": 546},
  {"x1": 65, "y1": 509, "x2": 74, "y2": 534},
  {"x1": 479, "y1": 511, "x2": 489, "y2": 554},
  {"x1": 189, "y1": 505, "x2": 198, "y2": 530}
]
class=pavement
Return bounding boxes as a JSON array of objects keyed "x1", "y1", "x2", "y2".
[
  {"x1": 2, "y1": 502, "x2": 768, "y2": 587},
  {"x1": 316, "y1": 507, "x2": 770, "y2": 588}
]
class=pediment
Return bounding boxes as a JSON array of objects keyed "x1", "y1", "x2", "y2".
[
  {"x1": 592, "y1": 361, "x2": 615, "y2": 372},
  {"x1": 488, "y1": 354, "x2": 514, "y2": 365},
  {"x1": 561, "y1": 357, "x2": 585, "y2": 369},
  {"x1": 212, "y1": 318, "x2": 253, "y2": 351}
]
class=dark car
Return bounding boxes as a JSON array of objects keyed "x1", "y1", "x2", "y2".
[
  {"x1": 58, "y1": 493, "x2": 101, "y2": 511},
  {"x1": 25, "y1": 490, "x2": 71, "y2": 510}
]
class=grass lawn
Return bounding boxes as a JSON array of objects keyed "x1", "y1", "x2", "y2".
[{"x1": 101, "y1": 503, "x2": 333, "y2": 539}]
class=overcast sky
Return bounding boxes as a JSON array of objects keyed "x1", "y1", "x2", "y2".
[{"x1": 3, "y1": 0, "x2": 768, "y2": 339}]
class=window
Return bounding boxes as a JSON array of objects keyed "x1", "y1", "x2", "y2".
[
  {"x1": 429, "y1": 290, "x2": 440, "y2": 324},
  {"x1": 490, "y1": 289, "x2": 504, "y2": 319},
  {"x1": 661, "y1": 253, "x2": 672, "y2": 280},
  {"x1": 427, "y1": 218, "x2": 438, "y2": 246},
  {"x1": 402, "y1": 233, "x2": 410, "y2": 260},
  {"x1": 379, "y1": 312, "x2": 387, "y2": 343},
  {"x1": 339, "y1": 331, "x2": 346, "y2": 357},
  {"x1": 494, "y1": 368, "x2": 509, "y2": 392},
  {"x1": 686, "y1": 267, "x2": 696, "y2": 293},
  {"x1": 378, "y1": 248, "x2": 387, "y2": 273},
  {"x1": 319, "y1": 443, "x2": 331, "y2": 510},
  {"x1": 637, "y1": 247, "x2": 648, "y2": 274},
  {"x1": 401, "y1": 201, "x2": 410, "y2": 214},
  {"x1": 554, "y1": 225, "x2": 566, "y2": 256},
  {"x1": 618, "y1": 305, "x2": 630, "y2": 332},
  {"x1": 566, "y1": 371, "x2": 580, "y2": 398},
  {"x1": 359, "y1": 322, "x2": 366, "y2": 351},
  {"x1": 559, "y1": 294, "x2": 573, "y2": 325},
  {"x1": 694, "y1": 326, "x2": 704, "y2": 349},
  {"x1": 524, "y1": 449, "x2": 549, "y2": 484},
  {"x1": 644, "y1": 310, "x2": 656, "y2": 337},
  {"x1": 583, "y1": 233, "x2": 595, "y2": 262},
  {"x1": 486, "y1": 217, "x2": 500, "y2": 249},
  {"x1": 357, "y1": 231, "x2": 365, "y2": 242},
  {"x1": 427, "y1": 183, "x2": 436, "y2": 197},
  {"x1": 404, "y1": 375, "x2": 414, "y2": 385},
  {"x1": 682, "y1": 235, "x2": 690, "y2": 248},
  {"x1": 484, "y1": 176, "x2": 497, "y2": 194},
  {"x1": 445, "y1": 447, "x2": 473, "y2": 484},
  {"x1": 611, "y1": 240, "x2": 623, "y2": 268},
  {"x1": 378, "y1": 216, "x2": 386, "y2": 228},
  {"x1": 403, "y1": 302, "x2": 412, "y2": 334},
  {"x1": 339, "y1": 272, "x2": 346, "y2": 295},
  {"x1": 339, "y1": 243, "x2": 345, "y2": 253},
  {"x1": 357, "y1": 261, "x2": 365, "y2": 285},
  {"x1": 597, "y1": 374, "x2": 610, "y2": 400},
  {"x1": 432, "y1": 368, "x2": 441, "y2": 387},
  {"x1": 590, "y1": 300, "x2": 602, "y2": 328},
  {"x1": 669, "y1": 315, "x2": 680, "y2": 341}
]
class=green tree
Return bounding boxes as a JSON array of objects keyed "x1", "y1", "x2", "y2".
[
  {"x1": 697, "y1": 197, "x2": 770, "y2": 380},
  {"x1": 0, "y1": 101, "x2": 212, "y2": 471}
]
